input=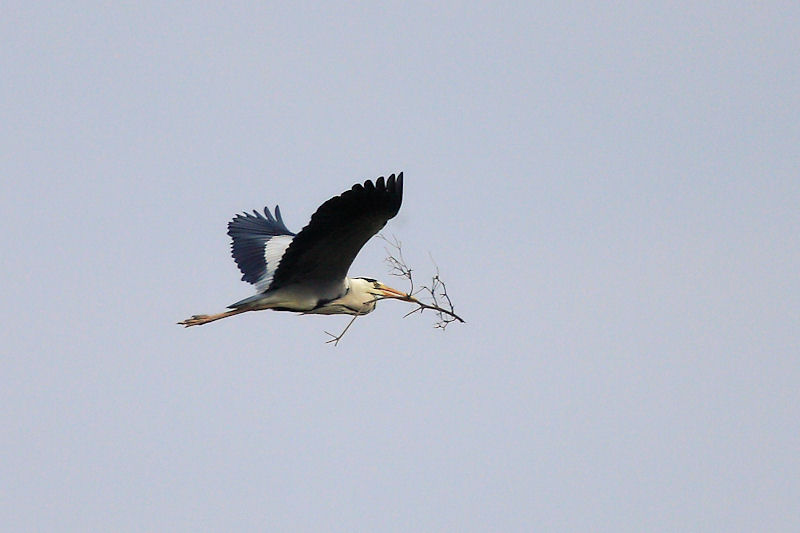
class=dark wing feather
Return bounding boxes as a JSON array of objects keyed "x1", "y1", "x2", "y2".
[
  {"x1": 227, "y1": 206, "x2": 295, "y2": 286},
  {"x1": 270, "y1": 173, "x2": 403, "y2": 288}
]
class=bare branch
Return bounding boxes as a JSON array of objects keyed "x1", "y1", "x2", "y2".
[
  {"x1": 379, "y1": 234, "x2": 465, "y2": 329},
  {"x1": 381, "y1": 234, "x2": 415, "y2": 295}
]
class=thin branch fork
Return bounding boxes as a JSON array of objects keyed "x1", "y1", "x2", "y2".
[
  {"x1": 379, "y1": 234, "x2": 465, "y2": 329},
  {"x1": 399, "y1": 274, "x2": 465, "y2": 326}
]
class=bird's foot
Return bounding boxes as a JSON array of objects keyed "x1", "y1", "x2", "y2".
[{"x1": 178, "y1": 315, "x2": 213, "y2": 327}]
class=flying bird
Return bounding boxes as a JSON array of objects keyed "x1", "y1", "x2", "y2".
[{"x1": 179, "y1": 173, "x2": 411, "y2": 327}]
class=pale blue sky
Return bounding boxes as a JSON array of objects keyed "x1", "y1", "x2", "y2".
[{"x1": 2, "y1": 2, "x2": 798, "y2": 531}]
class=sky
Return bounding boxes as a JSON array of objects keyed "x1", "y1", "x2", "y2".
[{"x1": 2, "y1": 2, "x2": 798, "y2": 531}]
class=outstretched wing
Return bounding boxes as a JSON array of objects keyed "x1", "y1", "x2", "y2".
[
  {"x1": 227, "y1": 206, "x2": 295, "y2": 292},
  {"x1": 270, "y1": 173, "x2": 403, "y2": 289}
]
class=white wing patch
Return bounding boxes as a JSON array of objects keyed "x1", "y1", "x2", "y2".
[{"x1": 256, "y1": 235, "x2": 294, "y2": 291}]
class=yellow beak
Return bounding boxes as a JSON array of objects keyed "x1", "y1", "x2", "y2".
[{"x1": 376, "y1": 283, "x2": 416, "y2": 302}]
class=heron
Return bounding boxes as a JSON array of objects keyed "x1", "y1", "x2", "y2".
[{"x1": 179, "y1": 173, "x2": 414, "y2": 327}]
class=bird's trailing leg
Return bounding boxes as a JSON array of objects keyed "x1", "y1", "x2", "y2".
[
  {"x1": 325, "y1": 314, "x2": 360, "y2": 346},
  {"x1": 178, "y1": 308, "x2": 250, "y2": 327}
]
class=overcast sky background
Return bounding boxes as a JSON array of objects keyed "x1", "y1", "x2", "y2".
[{"x1": 2, "y1": 2, "x2": 798, "y2": 531}]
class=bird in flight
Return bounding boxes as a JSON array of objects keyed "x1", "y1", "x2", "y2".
[{"x1": 179, "y1": 173, "x2": 414, "y2": 327}]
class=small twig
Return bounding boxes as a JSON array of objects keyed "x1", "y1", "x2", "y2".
[
  {"x1": 381, "y1": 234, "x2": 415, "y2": 295},
  {"x1": 398, "y1": 291, "x2": 465, "y2": 325},
  {"x1": 379, "y1": 234, "x2": 465, "y2": 329}
]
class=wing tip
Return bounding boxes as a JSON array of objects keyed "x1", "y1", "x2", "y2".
[
  {"x1": 364, "y1": 171, "x2": 403, "y2": 195},
  {"x1": 372, "y1": 171, "x2": 404, "y2": 214},
  {"x1": 389, "y1": 172, "x2": 403, "y2": 197}
]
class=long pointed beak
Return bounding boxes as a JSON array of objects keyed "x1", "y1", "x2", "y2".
[{"x1": 377, "y1": 283, "x2": 416, "y2": 302}]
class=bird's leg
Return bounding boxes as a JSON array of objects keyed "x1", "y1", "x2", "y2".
[
  {"x1": 178, "y1": 308, "x2": 250, "y2": 327},
  {"x1": 325, "y1": 314, "x2": 360, "y2": 346}
]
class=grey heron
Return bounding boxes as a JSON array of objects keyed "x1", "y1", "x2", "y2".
[{"x1": 179, "y1": 173, "x2": 412, "y2": 327}]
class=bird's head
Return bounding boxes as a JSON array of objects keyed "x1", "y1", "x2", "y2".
[{"x1": 352, "y1": 277, "x2": 412, "y2": 302}]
